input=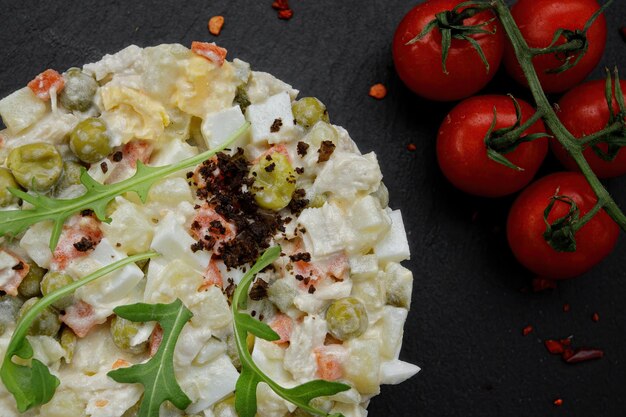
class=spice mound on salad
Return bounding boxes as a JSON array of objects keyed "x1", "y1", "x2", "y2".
[{"x1": 0, "y1": 42, "x2": 419, "y2": 417}]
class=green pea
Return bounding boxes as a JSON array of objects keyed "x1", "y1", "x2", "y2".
[
  {"x1": 18, "y1": 297, "x2": 61, "y2": 337},
  {"x1": 69, "y1": 118, "x2": 112, "y2": 163},
  {"x1": 40, "y1": 271, "x2": 74, "y2": 310},
  {"x1": 17, "y1": 261, "x2": 46, "y2": 299},
  {"x1": 60, "y1": 327, "x2": 77, "y2": 364},
  {"x1": 325, "y1": 297, "x2": 368, "y2": 341},
  {"x1": 292, "y1": 97, "x2": 329, "y2": 129},
  {"x1": 0, "y1": 168, "x2": 20, "y2": 207},
  {"x1": 110, "y1": 315, "x2": 147, "y2": 354},
  {"x1": 0, "y1": 295, "x2": 24, "y2": 336},
  {"x1": 59, "y1": 68, "x2": 98, "y2": 112},
  {"x1": 250, "y1": 152, "x2": 297, "y2": 211},
  {"x1": 7, "y1": 143, "x2": 63, "y2": 192},
  {"x1": 55, "y1": 160, "x2": 84, "y2": 192}
]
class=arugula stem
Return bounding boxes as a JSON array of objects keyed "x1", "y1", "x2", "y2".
[
  {"x1": 491, "y1": 0, "x2": 626, "y2": 231},
  {"x1": 4, "y1": 252, "x2": 158, "y2": 359}
]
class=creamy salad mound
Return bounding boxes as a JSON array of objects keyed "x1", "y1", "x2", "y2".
[{"x1": 0, "y1": 42, "x2": 419, "y2": 417}]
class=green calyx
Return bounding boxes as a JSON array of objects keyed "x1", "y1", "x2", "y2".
[
  {"x1": 531, "y1": 0, "x2": 612, "y2": 74},
  {"x1": 484, "y1": 95, "x2": 550, "y2": 171},
  {"x1": 588, "y1": 67, "x2": 626, "y2": 161},
  {"x1": 543, "y1": 193, "x2": 580, "y2": 252},
  {"x1": 405, "y1": 0, "x2": 497, "y2": 74}
]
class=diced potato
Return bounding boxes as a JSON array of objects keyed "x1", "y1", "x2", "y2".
[
  {"x1": 344, "y1": 336, "x2": 381, "y2": 395},
  {"x1": 349, "y1": 254, "x2": 378, "y2": 280},
  {"x1": 380, "y1": 306, "x2": 408, "y2": 360},
  {"x1": 351, "y1": 276, "x2": 385, "y2": 320},
  {"x1": 0, "y1": 87, "x2": 48, "y2": 133},
  {"x1": 245, "y1": 92, "x2": 295, "y2": 144},
  {"x1": 39, "y1": 390, "x2": 87, "y2": 417},
  {"x1": 267, "y1": 279, "x2": 297, "y2": 313},
  {"x1": 374, "y1": 210, "x2": 411, "y2": 264},
  {"x1": 102, "y1": 197, "x2": 154, "y2": 254}
]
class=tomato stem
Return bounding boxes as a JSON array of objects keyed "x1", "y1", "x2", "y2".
[
  {"x1": 578, "y1": 121, "x2": 623, "y2": 147},
  {"x1": 491, "y1": 0, "x2": 626, "y2": 231}
]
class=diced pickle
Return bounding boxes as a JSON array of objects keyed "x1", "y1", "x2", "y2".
[
  {"x1": 0, "y1": 168, "x2": 20, "y2": 207},
  {"x1": 17, "y1": 261, "x2": 45, "y2": 298},
  {"x1": 59, "y1": 68, "x2": 98, "y2": 112},
  {"x1": 40, "y1": 271, "x2": 74, "y2": 310},
  {"x1": 250, "y1": 152, "x2": 297, "y2": 211},
  {"x1": 292, "y1": 97, "x2": 329, "y2": 128},
  {"x1": 110, "y1": 315, "x2": 147, "y2": 354},
  {"x1": 56, "y1": 160, "x2": 84, "y2": 193},
  {"x1": 325, "y1": 297, "x2": 368, "y2": 341},
  {"x1": 233, "y1": 84, "x2": 251, "y2": 113},
  {"x1": 7, "y1": 143, "x2": 63, "y2": 192},
  {"x1": 0, "y1": 295, "x2": 24, "y2": 336},
  {"x1": 17, "y1": 297, "x2": 61, "y2": 337}
]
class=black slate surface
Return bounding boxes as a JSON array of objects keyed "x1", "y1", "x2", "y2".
[{"x1": 1, "y1": 1, "x2": 625, "y2": 416}]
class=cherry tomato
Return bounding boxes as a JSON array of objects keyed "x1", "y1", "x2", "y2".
[
  {"x1": 392, "y1": 0, "x2": 504, "y2": 101},
  {"x1": 437, "y1": 95, "x2": 547, "y2": 197},
  {"x1": 503, "y1": 0, "x2": 607, "y2": 94},
  {"x1": 551, "y1": 78, "x2": 626, "y2": 178},
  {"x1": 507, "y1": 172, "x2": 619, "y2": 279}
]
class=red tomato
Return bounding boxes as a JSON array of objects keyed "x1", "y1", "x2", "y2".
[
  {"x1": 503, "y1": 0, "x2": 607, "y2": 93},
  {"x1": 437, "y1": 95, "x2": 547, "y2": 197},
  {"x1": 507, "y1": 172, "x2": 619, "y2": 279},
  {"x1": 551, "y1": 78, "x2": 626, "y2": 178},
  {"x1": 392, "y1": 0, "x2": 504, "y2": 101}
]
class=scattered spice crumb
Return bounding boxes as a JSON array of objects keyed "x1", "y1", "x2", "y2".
[
  {"x1": 208, "y1": 16, "x2": 225, "y2": 36},
  {"x1": 553, "y1": 398, "x2": 563, "y2": 407},
  {"x1": 544, "y1": 339, "x2": 565, "y2": 354},
  {"x1": 368, "y1": 83, "x2": 387, "y2": 99},
  {"x1": 531, "y1": 277, "x2": 557, "y2": 292},
  {"x1": 522, "y1": 325, "x2": 533, "y2": 336},
  {"x1": 563, "y1": 303, "x2": 571, "y2": 312},
  {"x1": 564, "y1": 348, "x2": 604, "y2": 363},
  {"x1": 591, "y1": 312, "x2": 599, "y2": 322},
  {"x1": 100, "y1": 161, "x2": 108, "y2": 174},
  {"x1": 407, "y1": 143, "x2": 417, "y2": 152},
  {"x1": 278, "y1": 9, "x2": 294, "y2": 19}
]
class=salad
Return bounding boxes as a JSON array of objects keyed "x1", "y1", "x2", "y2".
[{"x1": 0, "y1": 42, "x2": 418, "y2": 417}]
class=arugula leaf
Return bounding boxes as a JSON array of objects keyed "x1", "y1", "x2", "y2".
[
  {"x1": 108, "y1": 299, "x2": 193, "y2": 417},
  {"x1": 0, "y1": 251, "x2": 158, "y2": 412},
  {"x1": 0, "y1": 122, "x2": 250, "y2": 251},
  {"x1": 232, "y1": 246, "x2": 350, "y2": 417}
]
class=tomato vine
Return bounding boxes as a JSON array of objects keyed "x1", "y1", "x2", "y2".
[{"x1": 490, "y1": 0, "x2": 626, "y2": 233}]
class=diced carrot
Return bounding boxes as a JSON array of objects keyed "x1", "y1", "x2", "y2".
[
  {"x1": 0, "y1": 250, "x2": 30, "y2": 296},
  {"x1": 52, "y1": 215, "x2": 103, "y2": 270},
  {"x1": 28, "y1": 69, "x2": 64, "y2": 100},
  {"x1": 208, "y1": 16, "x2": 225, "y2": 36},
  {"x1": 149, "y1": 324, "x2": 163, "y2": 357},
  {"x1": 111, "y1": 359, "x2": 131, "y2": 369},
  {"x1": 191, "y1": 41, "x2": 227, "y2": 66},
  {"x1": 199, "y1": 257, "x2": 224, "y2": 291},
  {"x1": 60, "y1": 301, "x2": 103, "y2": 338},
  {"x1": 105, "y1": 140, "x2": 153, "y2": 184},
  {"x1": 314, "y1": 346, "x2": 345, "y2": 381},
  {"x1": 190, "y1": 204, "x2": 237, "y2": 255},
  {"x1": 269, "y1": 314, "x2": 293, "y2": 344}
]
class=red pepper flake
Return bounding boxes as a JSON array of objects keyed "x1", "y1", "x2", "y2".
[
  {"x1": 564, "y1": 348, "x2": 604, "y2": 364},
  {"x1": 562, "y1": 303, "x2": 571, "y2": 312},
  {"x1": 406, "y1": 143, "x2": 417, "y2": 152},
  {"x1": 368, "y1": 83, "x2": 387, "y2": 99},
  {"x1": 562, "y1": 348, "x2": 574, "y2": 361},
  {"x1": 208, "y1": 16, "x2": 225, "y2": 36},
  {"x1": 531, "y1": 277, "x2": 557, "y2": 292},
  {"x1": 522, "y1": 325, "x2": 533, "y2": 336},
  {"x1": 544, "y1": 339, "x2": 564, "y2": 354},
  {"x1": 591, "y1": 312, "x2": 599, "y2": 322},
  {"x1": 560, "y1": 337, "x2": 572, "y2": 347},
  {"x1": 553, "y1": 398, "x2": 563, "y2": 407},
  {"x1": 620, "y1": 27, "x2": 626, "y2": 41},
  {"x1": 272, "y1": 0, "x2": 289, "y2": 10},
  {"x1": 278, "y1": 9, "x2": 294, "y2": 20}
]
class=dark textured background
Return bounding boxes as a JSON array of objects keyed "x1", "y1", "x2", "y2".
[{"x1": 1, "y1": 1, "x2": 625, "y2": 416}]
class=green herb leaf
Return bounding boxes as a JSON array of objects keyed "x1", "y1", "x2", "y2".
[
  {"x1": 0, "y1": 122, "x2": 250, "y2": 251},
  {"x1": 232, "y1": 246, "x2": 350, "y2": 417},
  {"x1": 0, "y1": 251, "x2": 158, "y2": 411},
  {"x1": 107, "y1": 299, "x2": 193, "y2": 417}
]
